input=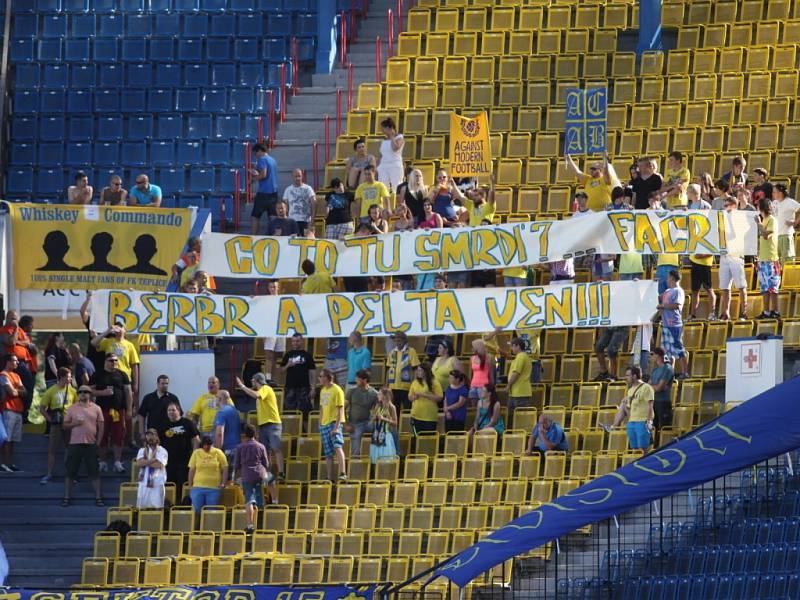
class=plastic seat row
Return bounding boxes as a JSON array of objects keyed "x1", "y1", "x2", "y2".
[
  {"x1": 660, "y1": 543, "x2": 800, "y2": 576},
  {"x1": 674, "y1": 21, "x2": 800, "y2": 49},
  {"x1": 10, "y1": 37, "x2": 311, "y2": 64},
  {"x1": 13, "y1": 86, "x2": 273, "y2": 114},
  {"x1": 663, "y1": 0, "x2": 799, "y2": 27},
  {"x1": 12, "y1": 12, "x2": 316, "y2": 38},
  {"x1": 12, "y1": 113, "x2": 266, "y2": 142},
  {"x1": 13, "y1": 0, "x2": 313, "y2": 13}
]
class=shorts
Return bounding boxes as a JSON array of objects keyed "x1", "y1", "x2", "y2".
[
  {"x1": 263, "y1": 337, "x2": 286, "y2": 353},
  {"x1": 2, "y1": 410, "x2": 23, "y2": 443},
  {"x1": 65, "y1": 443, "x2": 99, "y2": 479},
  {"x1": 690, "y1": 262, "x2": 713, "y2": 291},
  {"x1": 243, "y1": 480, "x2": 265, "y2": 508},
  {"x1": 284, "y1": 387, "x2": 312, "y2": 414},
  {"x1": 410, "y1": 418, "x2": 437, "y2": 436},
  {"x1": 100, "y1": 408, "x2": 126, "y2": 448},
  {"x1": 326, "y1": 222, "x2": 355, "y2": 240},
  {"x1": 661, "y1": 326, "x2": 687, "y2": 359},
  {"x1": 778, "y1": 235, "x2": 796, "y2": 262},
  {"x1": 259, "y1": 423, "x2": 282, "y2": 453},
  {"x1": 758, "y1": 260, "x2": 782, "y2": 294},
  {"x1": 618, "y1": 272, "x2": 643, "y2": 281},
  {"x1": 626, "y1": 421, "x2": 651, "y2": 450},
  {"x1": 595, "y1": 327, "x2": 628, "y2": 358},
  {"x1": 448, "y1": 271, "x2": 470, "y2": 287},
  {"x1": 653, "y1": 401, "x2": 673, "y2": 430},
  {"x1": 48, "y1": 423, "x2": 67, "y2": 453},
  {"x1": 503, "y1": 276, "x2": 527, "y2": 287},
  {"x1": 252, "y1": 192, "x2": 278, "y2": 219},
  {"x1": 468, "y1": 386, "x2": 483, "y2": 400},
  {"x1": 719, "y1": 255, "x2": 747, "y2": 290},
  {"x1": 320, "y1": 422, "x2": 344, "y2": 457},
  {"x1": 593, "y1": 260, "x2": 614, "y2": 279}
]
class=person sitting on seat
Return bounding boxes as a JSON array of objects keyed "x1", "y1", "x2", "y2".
[{"x1": 525, "y1": 415, "x2": 569, "y2": 457}]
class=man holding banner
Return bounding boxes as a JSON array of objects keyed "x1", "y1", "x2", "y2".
[{"x1": 566, "y1": 153, "x2": 617, "y2": 213}]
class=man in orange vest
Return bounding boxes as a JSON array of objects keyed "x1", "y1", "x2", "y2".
[
  {"x1": 1, "y1": 354, "x2": 27, "y2": 471},
  {"x1": 0, "y1": 311, "x2": 37, "y2": 416}
]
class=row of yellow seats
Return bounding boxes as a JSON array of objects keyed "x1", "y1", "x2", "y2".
[
  {"x1": 663, "y1": 0, "x2": 798, "y2": 28},
  {"x1": 675, "y1": 21, "x2": 800, "y2": 49},
  {"x1": 639, "y1": 46, "x2": 800, "y2": 77},
  {"x1": 407, "y1": 3, "x2": 634, "y2": 33}
]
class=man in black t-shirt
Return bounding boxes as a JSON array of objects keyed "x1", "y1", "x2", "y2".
[
  {"x1": 90, "y1": 353, "x2": 132, "y2": 474},
  {"x1": 161, "y1": 401, "x2": 199, "y2": 498},
  {"x1": 265, "y1": 200, "x2": 299, "y2": 237},
  {"x1": 280, "y1": 333, "x2": 316, "y2": 418},
  {"x1": 138, "y1": 374, "x2": 181, "y2": 440},
  {"x1": 632, "y1": 157, "x2": 664, "y2": 210}
]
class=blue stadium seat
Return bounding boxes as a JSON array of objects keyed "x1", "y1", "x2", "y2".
[
  {"x1": 204, "y1": 141, "x2": 230, "y2": 165},
  {"x1": 38, "y1": 39, "x2": 63, "y2": 61},
  {"x1": 11, "y1": 0, "x2": 35, "y2": 11},
  {"x1": 215, "y1": 115, "x2": 240, "y2": 139},
  {"x1": 37, "y1": 0, "x2": 61, "y2": 10},
  {"x1": 154, "y1": 14, "x2": 180, "y2": 33},
  {"x1": 174, "y1": 87, "x2": 199, "y2": 112},
  {"x1": 43, "y1": 14, "x2": 68, "y2": 38},
  {"x1": 122, "y1": 39, "x2": 147, "y2": 62},
  {"x1": 210, "y1": 14, "x2": 235, "y2": 36},
  {"x1": 94, "y1": 89, "x2": 119, "y2": 112},
  {"x1": 91, "y1": 0, "x2": 117, "y2": 12},
  {"x1": 62, "y1": 0, "x2": 88, "y2": 10},
  {"x1": 127, "y1": 14, "x2": 152, "y2": 36},
  {"x1": 68, "y1": 115, "x2": 93, "y2": 140},
  {"x1": 228, "y1": 87, "x2": 254, "y2": 112},
  {"x1": 160, "y1": 195, "x2": 177, "y2": 209},
  {"x1": 93, "y1": 142, "x2": 120, "y2": 167},
  {"x1": 7, "y1": 168, "x2": 34, "y2": 194},
  {"x1": 183, "y1": 14, "x2": 208, "y2": 37},
  {"x1": 97, "y1": 115, "x2": 123, "y2": 141},
  {"x1": 157, "y1": 168, "x2": 185, "y2": 194},
  {"x1": 70, "y1": 64, "x2": 95, "y2": 87},
  {"x1": 99, "y1": 15, "x2": 124, "y2": 37},
  {"x1": 41, "y1": 90, "x2": 66, "y2": 112},
  {"x1": 230, "y1": 0, "x2": 255, "y2": 10},
  {"x1": 189, "y1": 168, "x2": 215, "y2": 192},
  {"x1": 149, "y1": 38, "x2": 174, "y2": 61},
  {"x1": 127, "y1": 114, "x2": 154, "y2": 140},
  {"x1": 93, "y1": 38, "x2": 118, "y2": 63},
  {"x1": 267, "y1": 62, "x2": 288, "y2": 87},
  {"x1": 67, "y1": 89, "x2": 91, "y2": 112},
  {"x1": 42, "y1": 63, "x2": 68, "y2": 89},
  {"x1": 155, "y1": 62, "x2": 180, "y2": 86},
  {"x1": 148, "y1": 0, "x2": 171, "y2": 10},
  {"x1": 201, "y1": 0, "x2": 226, "y2": 10},
  {"x1": 296, "y1": 13, "x2": 317, "y2": 36},
  {"x1": 237, "y1": 13, "x2": 262, "y2": 36},
  {"x1": 11, "y1": 39, "x2": 35, "y2": 62},
  {"x1": 64, "y1": 39, "x2": 90, "y2": 62},
  {"x1": 178, "y1": 194, "x2": 204, "y2": 208},
  {"x1": 10, "y1": 143, "x2": 36, "y2": 166},
  {"x1": 65, "y1": 142, "x2": 92, "y2": 167},
  {"x1": 121, "y1": 89, "x2": 147, "y2": 113},
  {"x1": 243, "y1": 114, "x2": 261, "y2": 138},
  {"x1": 13, "y1": 14, "x2": 38, "y2": 37},
  {"x1": 98, "y1": 63, "x2": 123, "y2": 86},
  {"x1": 263, "y1": 0, "x2": 283, "y2": 11},
  {"x1": 206, "y1": 38, "x2": 230, "y2": 60},
  {"x1": 187, "y1": 113, "x2": 212, "y2": 139},
  {"x1": 15, "y1": 64, "x2": 41, "y2": 89},
  {"x1": 71, "y1": 15, "x2": 96, "y2": 38},
  {"x1": 119, "y1": 0, "x2": 144, "y2": 10},
  {"x1": 11, "y1": 116, "x2": 37, "y2": 141},
  {"x1": 201, "y1": 89, "x2": 226, "y2": 113},
  {"x1": 184, "y1": 63, "x2": 208, "y2": 86},
  {"x1": 218, "y1": 167, "x2": 239, "y2": 192},
  {"x1": 176, "y1": 141, "x2": 201, "y2": 164},
  {"x1": 234, "y1": 38, "x2": 259, "y2": 61},
  {"x1": 39, "y1": 116, "x2": 65, "y2": 139},
  {"x1": 127, "y1": 62, "x2": 153, "y2": 86},
  {"x1": 210, "y1": 62, "x2": 235, "y2": 86},
  {"x1": 208, "y1": 194, "x2": 233, "y2": 225},
  {"x1": 267, "y1": 12, "x2": 293, "y2": 36},
  {"x1": 156, "y1": 114, "x2": 182, "y2": 139},
  {"x1": 253, "y1": 87, "x2": 270, "y2": 112},
  {"x1": 148, "y1": 88, "x2": 173, "y2": 113},
  {"x1": 38, "y1": 142, "x2": 64, "y2": 166},
  {"x1": 151, "y1": 140, "x2": 175, "y2": 166},
  {"x1": 174, "y1": 0, "x2": 199, "y2": 11},
  {"x1": 178, "y1": 38, "x2": 203, "y2": 61},
  {"x1": 121, "y1": 141, "x2": 147, "y2": 167},
  {"x1": 297, "y1": 37, "x2": 315, "y2": 62},
  {"x1": 238, "y1": 62, "x2": 264, "y2": 86}
]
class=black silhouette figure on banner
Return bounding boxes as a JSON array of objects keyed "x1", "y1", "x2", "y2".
[
  {"x1": 38, "y1": 231, "x2": 78, "y2": 271},
  {"x1": 81, "y1": 232, "x2": 120, "y2": 272},
  {"x1": 123, "y1": 234, "x2": 167, "y2": 276}
]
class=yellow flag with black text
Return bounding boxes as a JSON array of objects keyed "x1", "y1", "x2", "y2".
[
  {"x1": 9, "y1": 203, "x2": 192, "y2": 291},
  {"x1": 449, "y1": 112, "x2": 492, "y2": 178}
]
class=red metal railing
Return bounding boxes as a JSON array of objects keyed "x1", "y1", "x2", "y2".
[
  {"x1": 279, "y1": 63, "x2": 287, "y2": 123},
  {"x1": 339, "y1": 12, "x2": 347, "y2": 68},
  {"x1": 375, "y1": 36, "x2": 382, "y2": 82},
  {"x1": 347, "y1": 62, "x2": 354, "y2": 112},
  {"x1": 397, "y1": 0, "x2": 404, "y2": 34},
  {"x1": 233, "y1": 169, "x2": 241, "y2": 230},
  {"x1": 265, "y1": 90, "x2": 275, "y2": 148},
  {"x1": 244, "y1": 142, "x2": 252, "y2": 204},
  {"x1": 323, "y1": 114, "x2": 331, "y2": 166},
  {"x1": 335, "y1": 89, "x2": 342, "y2": 139},
  {"x1": 290, "y1": 37, "x2": 299, "y2": 97},
  {"x1": 311, "y1": 142, "x2": 320, "y2": 190},
  {"x1": 387, "y1": 9, "x2": 394, "y2": 58},
  {"x1": 256, "y1": 116, "x2": 264, "y2": 143}
]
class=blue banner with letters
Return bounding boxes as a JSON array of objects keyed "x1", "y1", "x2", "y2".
[
  {"x1": 564, "y1": 88, "x2": 608, "y2": 154},
  {"x1": 431, "y1": 377, "x2": 800, "y2": 587},
  {"x1": 1, "y1": 585, "x2": 375, "y2": 600}
]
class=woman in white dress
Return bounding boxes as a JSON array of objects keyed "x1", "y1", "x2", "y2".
[
  {"x1": 136, "y1": 428, "x2": 168, "y2": 509},
  {"x1": 376, "y1": 117, "x2": 405, "y2": 192}
]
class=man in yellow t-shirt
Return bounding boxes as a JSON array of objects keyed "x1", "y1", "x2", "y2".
[
  {"x1": 318, "y1": 369, "x2": 347, "y2": 481},
  {"x1": 188, "y1": 376, "x2": 221, "y2": 435},
  {"x1": 689, "y1": 252, "x2": 717, "y2": 320},
  {"x1": 463, "y1": 178, "x2": 496, "y2": 226},
  {"x1": 39, "y1": 366, "x2": 78, "y2": 483},
  {"x1": 566, "y1": 153, "x2": 616, "y2": 212},
  {"x1": 354, "y1": 165, "x2": 391, "y2": 220},
  {"x1": 300, "y1": 259, "x2": 336, "y2": 294},
  {"x1": 236, "y1": 373, "x2": 284, "y2": 482},
  {"x1": 609, "y1": 365, "x2": 654, "y2": 450},
  {"x1": 507, "y1": 338, "x2": 533, "y2": 428},
  {"x1": 92, "y1": 323, "x2": 140, "y2": 396},
  {"x1": 661, "y1": 151, "x2": 691, "y2": 208}
]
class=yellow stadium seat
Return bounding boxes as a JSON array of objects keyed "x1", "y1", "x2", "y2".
[
  {"x1": 237, "y1": 556, "x2": 265, "y2": 584},
  {"x1": 462, "y1": 454, "x2": 487, "y2": 480},
  {"x1": 542, "y1": 451, "x2": 567, "y2": 480},
  {"x1": 407, "y1": 8, "x2": 431, "y2": 32},
  {"x1": 125, "y1": 532, "x2": 152, "y2": 558},
  {"x1": 94, "y1": 531, "x2": 120, "y2": 558},
  {"x1": 142, "y1": 557, "x2": 171, "y2": 586},
  {"x1": 453, "y1": 32, "x2": 478, "y2": 56},
  {"x1": 112, "y1": 557, "x2": 141, "y2": 586},
  {"x1": 326, "y1": 556, "x2": 354, "y2": 585},
  {"x1": 269, "y1": 556, "x2": 295, "y2": 585},
  {"x1": 509, "y1": 30, "x2": 533, "y2": 56},
  {"x1": 206, "y1": 556, "x2": 235, "y2": 585},
  {"x1": 340, "y1": 532, "x2": 365, "y2": 557}
]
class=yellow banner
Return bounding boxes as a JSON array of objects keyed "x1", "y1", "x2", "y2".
[
  {"x1": 9, "y1": 203, "x2": 192, "y2": 291},
  {"x1": 449, "y1": 112, "x2": 492, "y2": 178}
]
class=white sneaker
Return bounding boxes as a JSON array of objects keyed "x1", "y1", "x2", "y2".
[
  {"x1": 113, "y1": 461, "x2": 126, "y2": 474},
  {"x1": 599, "y1": 423, "x2": 613, "y2": 433},
  {"x1": 98, "y1": 461, "x2": 108, "y2": 473},
  {"x1": 40, "y1": 474, "x2": 52, "y2": 484}
]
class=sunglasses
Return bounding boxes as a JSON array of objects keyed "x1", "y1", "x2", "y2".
[
  {"x1": 136, "y1": 180, "x2": 146, "y2": 184},
  {"x1": 79, "y1": 390, "x2": 92, "y2": 395}
]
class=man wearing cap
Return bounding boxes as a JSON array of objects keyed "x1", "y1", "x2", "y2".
[
  {"x1": 345, "y1": 369, "x2": 378, "y2": 456},
  {"x1": 62, "y1": 385, "x2": 105, "y2": 506},
  {"x1": 719, "y1": 196, "x2": 750, "y2": 320},
  {"x1": 90, "y1": 353, "x2": 132, "y2": 474},
  {"x1": 236, "y1": 373, "x2": 284, "y2": 482},
  {"x1": 566, "y1": 152, "x2": 616, "y2": 212}
]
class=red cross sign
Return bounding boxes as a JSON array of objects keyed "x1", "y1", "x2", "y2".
[{"x1": 741, "y1": 343, "x2": 761, "y2": 375}]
